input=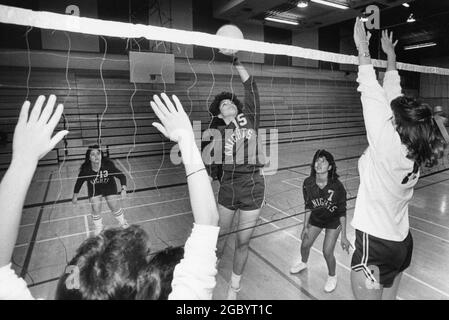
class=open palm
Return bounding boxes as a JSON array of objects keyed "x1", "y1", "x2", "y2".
[
  {"x1": 150, "y1": 93, "x2": 194, "y2": 144},
  {"x1": 381, "y1": 29, "x2": 398, "y2": 56}
]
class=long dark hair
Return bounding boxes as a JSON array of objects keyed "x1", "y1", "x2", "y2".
[
  {"x1": 54, "y1": 226, "x2": 183, "y2": 300},
  {"x1": 390, "y1": 97, "x2": 447, "y2": 167},
  {"x1": 80, "y1": 145, "x2": 111, "y2": 172},
  {"x1": 309, "y1": 149, "x2": 339, "y2": 181}
]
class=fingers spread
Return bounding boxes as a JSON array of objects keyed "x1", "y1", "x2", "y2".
[
  {"x1": 29, "y1": 95, "x2": 46, "y2": 123},
  {"x1": 150, "y1": 100, "x2": 167, "y2": 123},
  {"x1": 39, "y1": 94, "x2": 57, "y2": 124},
  {"x1": 18, "y1": 100, "x2": 30, "y2": 126},
  {"x1": 49, "y1": 130, "x2": 69, "y2": 150},
  {"x1": 161, "y1": 92, "x2": 176, "y2": 113},
  {"x1": 47, "y1": 103, "x2": 64, "y2": 132},
  {"x1": 172, "y1": 94, "x2": 185, "y2": 114},
  {"x1": 152, "y1": 95, "x2": 170, "y2": 116},
  {"x1": 152, "y1": 122, "x2": 169, "y2": 138}
]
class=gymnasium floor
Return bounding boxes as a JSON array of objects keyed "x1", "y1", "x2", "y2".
[{"x1": 6, "y1": 134, "x2": 449, "y2": 300}]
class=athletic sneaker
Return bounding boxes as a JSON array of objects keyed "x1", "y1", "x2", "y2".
[
  {"x1": 226, "y1": 285, "x2": 240, "y2": 300},
  {"x1": 324, "y1": 276, "x2": 337, "y2": 293},
  {"x1": 290, "y1": 261, "x2": 307, "y2": 274}
]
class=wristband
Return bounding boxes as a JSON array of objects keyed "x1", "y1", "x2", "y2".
[{"x1": 186, "y1": 168, "x2": 206, "y2": 179}]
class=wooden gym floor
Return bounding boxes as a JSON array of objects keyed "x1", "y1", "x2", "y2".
[{"x1": 4, "y1": 135, "x2": 449, "y2": 300}]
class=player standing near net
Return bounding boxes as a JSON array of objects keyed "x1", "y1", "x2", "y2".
[
  {"x1": 290, "y1": 149, "x2": 350, "y2": 293},
  {"x1": 351, "y1": 18, "x2": 448, "y2": 300},
  {"x1": 206, "y1": 54, "x2": 265, "y2": 300},
  {"x1": 72, "y1": 145, "x2": 129, "y2": 235}
]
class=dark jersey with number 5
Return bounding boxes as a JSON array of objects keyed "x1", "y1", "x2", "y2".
[{"x1": 220, "y1": 76, "x2": 265, "y2": 174}]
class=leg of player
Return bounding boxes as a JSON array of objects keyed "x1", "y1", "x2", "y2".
[
  {"x1": 226, "y1": 208, "x2": 260, "y2": 300},
  {"x1": 291, "y1": 225, "x2": 322, "y2": 274},
  {"x1": 105, "y1": 194, "x2": 129, "y2": 229},
  {"x1": 322, "y1": 227, "x2": 341, "y2": 293},
  {"x1": 216, "y1": 204, "x2": 236, "y2": 261},
  {"x1": 381, "y1": 273, "x2": 402, "y2": 300},
  {"x1": 350, "y1": 269, "x2": 384, "y2": 300},
  {"x1": 89, "y1": 195, "x2": 104, "y2": 236}
]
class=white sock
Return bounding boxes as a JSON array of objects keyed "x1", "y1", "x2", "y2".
[
  {"x1": 112, "y1": 208, "x2": 126, "y2": 225},
  {"x1": 92, "y1": 215, "x2": 103, "y2": 228},
  {"x1": 231, "y1": 272, "x2": 241, "y2": 289}
]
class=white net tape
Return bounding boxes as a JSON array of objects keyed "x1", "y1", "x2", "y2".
[{"x1": 1, "y1": 4, "x2": 449, "y2": 75}]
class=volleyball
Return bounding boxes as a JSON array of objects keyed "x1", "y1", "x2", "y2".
[{"x1": 216, "y1": 24, "x2": 244, "y2": 55}]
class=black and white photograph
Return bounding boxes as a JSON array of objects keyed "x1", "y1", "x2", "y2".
[{"x1": 0, "y1": 0, "x2": 448, "y2": 304}]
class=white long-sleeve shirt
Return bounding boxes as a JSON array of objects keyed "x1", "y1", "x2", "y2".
[
  {"x1": 351, "y1": 65, "x2": 418, "y2": 241},
  {"x1": 0, "y1": 223, "x2": 219, "y2": 300}
]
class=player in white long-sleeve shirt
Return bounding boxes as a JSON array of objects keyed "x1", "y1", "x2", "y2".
[
  {"x1": 0, "y1": 93, "x2": 220, "y2": 300},
  {"x1": 350, "y1": 19, "x2": 448, "y2": 300}
]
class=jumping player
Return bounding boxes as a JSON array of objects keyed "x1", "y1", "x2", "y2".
[
  {"x1": 290, "y1": 150, "x2": 350, "y2": 293},
  {"x1": 72, "y1": 145, "x2": 129, "y2": 235},
  {"x1": 206, "y1": 55, "x2": 265, "y2": 300},
  {"x1": 351, "y1": 19, "x2": 448, "y2": 299}
]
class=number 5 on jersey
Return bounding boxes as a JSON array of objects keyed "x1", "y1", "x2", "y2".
[{"x1": 237, "y1": 114, "x2": 247, "y2": 126}]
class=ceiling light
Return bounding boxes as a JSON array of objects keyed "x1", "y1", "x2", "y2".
[
  {"x1": 407, "y1": 13, "x2": 415, "y2": 23},
  {"x1": 404, "y1": 42, "x2": 436, "y2": 50},
  {"x1": 402, "y1": 3, "x2": 410, "y2": 8},
  {"x1": 297, "y1": 0, "x2": 309, "y2": 8},
  {"x1": 311, "y1": 0, "x2": 349, "y2": 10},
  {"x1": 265, "y1": 16, "x2": 299, "y2": 25}
]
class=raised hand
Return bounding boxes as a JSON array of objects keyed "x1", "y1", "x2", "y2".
[
  {"x1": 381, "y1": 29, "x2": 398, "y2": 56},
  {"x1": 353, "y1": 17, "x2": 372, "y2": 49},
  {"x1": 150, "y1": 93, "x2": 194, "y2": 145},
  {"x1": 13, "y1": 95, "x2": 68, "y2": 165}
]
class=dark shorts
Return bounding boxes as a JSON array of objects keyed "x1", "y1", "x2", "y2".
[
  {"x1": 309, "y1": 214, "x2": 341, "y2": 229},
  {"x1": 351, "y1": 229, "x2": 413, "y2": 288},
  {"x1": 89, "y1": 181, "x2": 118, "y2": 198},
  {"x1": 218, "y1": 170, "x2": 265, "y2": 211}
]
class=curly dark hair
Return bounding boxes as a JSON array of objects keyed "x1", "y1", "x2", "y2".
[
  {"x1": 390, "y1": 96, "x2": 447, "y2": 167},
  {"x1": 54, "y1": 226, "x2": 183, "y2": 300},
  {"x1": 209, "y1": 91, "x2": 243, "y2": 116},
  {"x1": 309, "y1": 149, "x2": 339, "y2": 181}
]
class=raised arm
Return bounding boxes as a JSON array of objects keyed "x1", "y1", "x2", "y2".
[
  {"x1": 381, "y1": 29, "x2": 402, "y2": 103},
  {"x1": 0, "y1": 95, "x2": 68, "y2": 299},
  {"x1": 233, "y1": 58, "x2": 260, "y2": 129},
  {"x1": 150, "y1": 93, "x2": 219, "y2": 299},
  {"x1": 354, "y1": 17, "x2": 372, "y2": 67},
  {"x1": 234, "y1": 57, "x2": 249, "y2": 83},
  {"x1": 353, "y1": 18, "x2": 395, "y2": 150}
]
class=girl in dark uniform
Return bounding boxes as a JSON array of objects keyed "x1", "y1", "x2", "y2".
[
  {"x1": 206, "y1": 56, "x2": 265, "y2": 299},
  {"x1": 72, "y1": 145, "x2": 129, "y2": 235},
  {"x1": 290, "y1": 149, "x2": 350, "y2": 293}
]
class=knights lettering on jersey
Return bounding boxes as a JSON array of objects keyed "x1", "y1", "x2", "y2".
[
  {"x1": 224, "y1": 127, "x2": 254, "y2": 157},
  {"x1": 310, "y1": 195, "x2": 338, "y2": 213}
]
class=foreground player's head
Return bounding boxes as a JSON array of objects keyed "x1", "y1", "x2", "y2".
[
  {"x1": 209, "y1": 92, "x2": 243, "y2": 119},
  {"x1": 390, "y1": 97, "x2": 447, "y2": 167},
  {"x1": 310, "y1": 149, "x2": 339, "y2": 181},
  {"x1": 54, "y1": 225, "x2": 183, "y2": 300}
]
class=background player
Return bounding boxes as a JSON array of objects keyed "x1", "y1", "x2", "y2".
[
  {"x1": 290, "y1": 149, "x2": 350, "y2": 293},
  {"x1": 72, "y1": 145, "x2": 129, "y2": 235}
]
